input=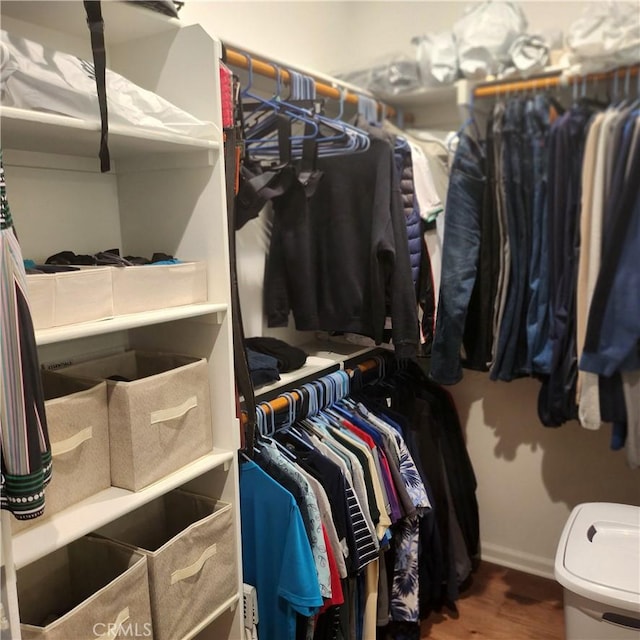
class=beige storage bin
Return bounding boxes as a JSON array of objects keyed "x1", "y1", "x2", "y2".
[
  {"x1": 96, "y1": 490, "x2": 237, "y2": 640},
  {"x1": 18, "y1": 536, "x2": 153, "y2": 640},
  {"x1": 111, "y1": 261, "x2": 207, "y2": 315},
  {"x1": 57, "y1": 350, "x2": 213, "y2": 491},
  {"x1": 26, "y1": 267, "x2": 114, "y2": 330},
  {"x1": 26, "y1": 273, "x2": 55, "y2": 329},
  {"x1": 12, "y1": 372, "x2": 110, "y2": 534}
]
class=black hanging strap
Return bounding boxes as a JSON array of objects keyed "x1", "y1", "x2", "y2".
[
  {"x1": 83, "y1": 1, "x2": 110, "y2": 172},
  {"x1": 225, "y1": 126, "x2": 258, "y2": 455}
]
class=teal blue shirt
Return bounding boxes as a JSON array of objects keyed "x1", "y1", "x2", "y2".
[{"x1": 240, "y1": 461, "x2": 323, "y2": 640}]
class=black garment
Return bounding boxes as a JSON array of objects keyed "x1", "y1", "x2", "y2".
[
  {"x1": 418, "y1": 224, "x2": 436, "y2": 357},
  {"x1": 245, "y1": 348, "x2": 280, "y2": 387},
  {"x1": 244, "y1": 336, "x2": 307, "y2": 373},
  {"x1": 235, "y1": 161, "x2": 298, "y2": 230},
  {"x1": 26, "y1": 265, "x2": 80, "y2": 274},
  {"x1": 264, "y1": 138, "x2": 419, "y2": 359},
  {"x1": 131, "y1": 0, "x2": 180, "y2": 17},
  {"x1": 357, "y1": 361, "x2": 480, "y2": 616}
]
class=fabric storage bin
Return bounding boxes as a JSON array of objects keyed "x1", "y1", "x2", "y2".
[
  {"x1": 111, "y1": 261, "x2": 207, "y2": 315},
  {"x1": 56, "y1": 350, "x2": 213, "y2": 491},
  {"x1": 26, "y1": 267, "x2": 114, "y2": 329},
  {"x1": 96, "y1": 490, "x2": 236, "y2": 640},
  {"x1": 25, "y1": 273, "x2": 55, "y2": 329},
  {"x1": 18, "y1": 536, "x2": 153, "y2": 640},
  {"x1": 12, "y1": 371, "x2": 110, "y2": 534}
]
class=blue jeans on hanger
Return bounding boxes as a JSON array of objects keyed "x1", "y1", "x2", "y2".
[
  {"x1": 538, "y1": 104, "x2": 592, "y2": 426},
  {"x1": 491, "y1": 98, "x2": 528, "y2": 381},
  {"x1": 430, "y1": 131, "x2": 486, "y2": 385},
  {"x1": 524, "y1": 95, "x2": 552, "y2": 374}
]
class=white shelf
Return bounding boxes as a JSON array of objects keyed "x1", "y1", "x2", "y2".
[
  {"x1": 0, "y1": 107, "x2": 219, "y2": 161},
  {"x1": 35, "y1": 303, "x2": 228, "y2": 346},
  {"x1": 253, "y1": 355, "x2": 341, "y2": 399},
  {"x1": 1, "y1": 0, "x2": 181, "y2": 44},
  {"x1": 253, "y1": 340, "x2": 378, "y2": 400},
  {"x1": 12, "y1": 450, "x2": 235, "y2": 570},
  {"x1": 377, "y1": 83, "x2": 459, "y2": 108}
]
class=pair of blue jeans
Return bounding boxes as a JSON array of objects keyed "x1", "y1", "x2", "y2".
[
  {"x1": 524, "y1": 95, "x2": 552, "y2": 375},
  {"x1": 491, "y1": 99, "x2": 529, "y2": 381},
  {"x1": 430, "y1": 131, "x2": 486, "y2": 385}
]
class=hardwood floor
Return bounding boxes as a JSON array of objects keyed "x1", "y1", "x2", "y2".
[{"x1": 421, "y1": 562, "x2": 566, "y2": 640}]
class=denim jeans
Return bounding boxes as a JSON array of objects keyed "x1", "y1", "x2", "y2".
[
  {"x1": 430, "y1": 131, "x2": 486, "y2": 385},
  {"x1": 538, "y1": 104, "x2": 592, "y2": 426},
  {"x1": 463, "y1": 112, "x2": 500, "y2": 371},
  {"x1": 524, "y1": 95, "x2": 551, "y2": 374},
  {"x1": 491, "y1": 99, "x2": 529, "y2": 381},
  {"x1": 490, "y1": 103, "x2": 510, "y2": 371}
]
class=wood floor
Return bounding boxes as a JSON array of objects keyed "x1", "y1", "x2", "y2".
[{"x1": 421, "y1": 562, "x2": 566, "y2": 640}]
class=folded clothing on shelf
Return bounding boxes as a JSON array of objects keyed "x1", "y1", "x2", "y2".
[
  {"x1": 244, "y1": 337, "x2": 307, "y2": 373},
  {"x1": 1, "y1": 29, "x2": 216, "y2": 138},
  {"x1": 44, "y1": 248, "x2": 181, "y2": 267},
  {"x1": 246, "y1": 348, "x2": 280, "y2": 388}
]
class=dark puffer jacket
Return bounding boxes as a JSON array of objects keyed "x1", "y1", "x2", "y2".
[{"x1": 395, "y1": 142, "x2": 422, "y2": 289}]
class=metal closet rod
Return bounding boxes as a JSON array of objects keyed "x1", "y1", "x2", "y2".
[
  {"x1": 222, "y1": 43, "x2": 397, "y2": 118},
  {"x1": 473, "y1": 64, "x2": 640, "y2": 98}
]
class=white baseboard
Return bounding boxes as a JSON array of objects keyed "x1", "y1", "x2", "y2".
[{"x1": 480, "y1": 542, "x2": 556, "y2": 580}]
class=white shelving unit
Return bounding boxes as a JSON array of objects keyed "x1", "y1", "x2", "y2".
[
  {"x1": 0, "y1": 2, "x2": 243, "y2": 639},
  {"x1": 252, "y1": 338, "x2": 380, "y2": 402},
  {"x1": 376, "y1": 79, "x2": 473, "y2": 129}
]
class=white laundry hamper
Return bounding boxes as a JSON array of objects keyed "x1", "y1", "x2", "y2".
[{"x1": 555, "y1": 502, "x2": 640, "y2": 640}]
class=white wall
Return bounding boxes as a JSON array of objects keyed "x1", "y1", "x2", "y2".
[
  {"x1": 181, "y1": 0, "x2": 640, "y2": 579},
  {"x1": 449, "y1": 372, "x2": 640, "y2": 577},
  {"x1": 180, "y1": 1, "x2": 352, "y2": 73}
]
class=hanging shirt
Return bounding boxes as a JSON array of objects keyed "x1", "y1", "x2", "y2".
[
  {"x1": 264, "y1": 137, "x2": 419, "y2": 359},
  {"x1": 285, "y1": 444, "x2": 361, "y2": 575},
  {"x1": 255, "y1": 445, "x2": 331, "y2": 599},
  {"x1": 356, "y1": 404, "x2": 431, "y2": 512},
  {"x1": 337, "y1": 410, "x2": 404, "y2": 523},
  {"x1": 0, "y1": 149, "x2": 52, "y2": 520},
  {"x1": 240, "y1": 461, "x2": 323, "y2": 640},
  {"x1": 311, "y1": 432, "x2": 378, "y2": 547},
  {"x1": 297, "y1": 466, "x2": 348, "y2": 579},
  {"x1": 306, "y1": 434, "x2": 380, "y2": 571},
  {"x1": 329, "y1": 426, "x2": 392, "y2": 541}
]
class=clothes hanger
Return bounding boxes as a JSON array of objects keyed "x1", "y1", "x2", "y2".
[
  {"x1": 296, "y1": 73, "x2": 372, "y2": 156},
  {"x1": 254, "y1": 392, "x2": 298, "y2": 458},
  {"x1": 248, "y1": 67, "x2": 370, "y2": 160},
  {"x1": 242, "y1": 60, "x2": 323, "y2": 161},
  {"x1": 270, "y1": 389, "x2": 316, "y2": 452}
]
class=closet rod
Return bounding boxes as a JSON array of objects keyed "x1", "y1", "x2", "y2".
[
  {"x1": 252, "y1": 357, "x2": 381, "y2": 418},
  {"x1": 473, "y1": 64, "x2": 640, "y2": 98},
  {"x1": 222, "y1": 43, "x2": 397, "y2": 118}
]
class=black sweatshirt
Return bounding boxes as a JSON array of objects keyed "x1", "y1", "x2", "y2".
[{"x1": 265, "y1": 137, "x2": 419, "y2": 359}]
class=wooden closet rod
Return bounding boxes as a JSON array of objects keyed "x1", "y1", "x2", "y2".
[
  {"x1": 222, "y1": 43, "x2": 397, "y2": 118},
  {"x1": 241, "y1": 356, "x2": 381, "y2": 422},
  {"x1": 473, "y1": 64, "x2": 640, "y2": 98}
]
